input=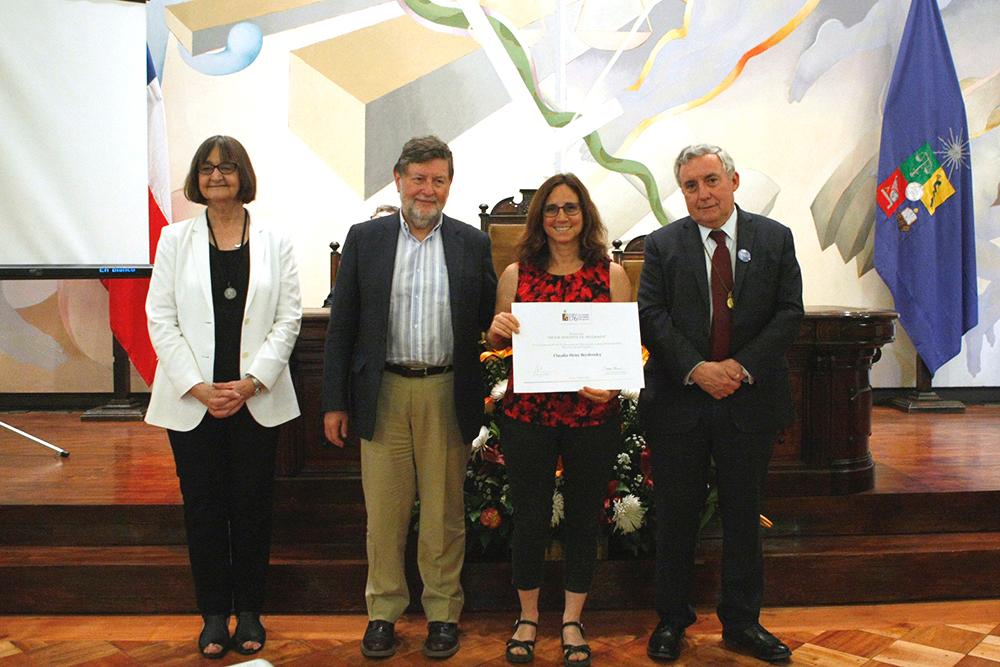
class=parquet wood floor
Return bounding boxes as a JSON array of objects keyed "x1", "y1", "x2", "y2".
[{"x1": 1, "y1": 600, "x2": 999, "y2": 666}]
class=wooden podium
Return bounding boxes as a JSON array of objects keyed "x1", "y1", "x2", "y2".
[
  {"x1": 773, "y1": 307, "x2": 896, "y2": 495},
  {"x1": 277, "y1": 307, "x2": 894, "y2": 496}
]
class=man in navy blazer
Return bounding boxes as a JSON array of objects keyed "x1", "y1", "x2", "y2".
[
  {"x1": 639, "y1": 144, "x2": 803, "y2": 663},
  {"x1": 322, "y1": 136, "x2": 496, "y2": 660}
]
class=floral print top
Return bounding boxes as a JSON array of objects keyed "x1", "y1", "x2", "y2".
[{"x1": 503, "y1": 256, "x2": 620, "y2": 427}]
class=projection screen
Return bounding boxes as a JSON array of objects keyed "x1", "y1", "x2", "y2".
[{"x1": 0, "y1": 0, "x2": 147, "y2": 277}]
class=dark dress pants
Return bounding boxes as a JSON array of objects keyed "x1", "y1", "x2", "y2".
[
  {"x1": 501, "y1": 416, "x2": 620, "y2": 593},
  {"x1": 648, "y1": 401, "x2": 775, "y2": 631},
  {"x1": 168, "y1": 406, "x2": 278, "y2": 615}
]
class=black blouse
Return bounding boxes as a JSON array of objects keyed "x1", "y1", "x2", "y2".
[{"x1": 209, "y1": 241, "x2": 250, "y2": 383}]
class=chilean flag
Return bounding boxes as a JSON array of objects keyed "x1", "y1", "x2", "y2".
[{"x1": 103, "y1": 48, "x2": 171, "y2": 386}]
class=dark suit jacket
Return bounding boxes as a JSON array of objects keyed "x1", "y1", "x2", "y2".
[
  {"x1": 637, "y1": 207, "x2": 803, "y2": 435},
  {"x1": 322, "y1": 213, "x2": 497, "y2": 443}
]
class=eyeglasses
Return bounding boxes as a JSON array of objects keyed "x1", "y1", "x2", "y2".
[
  {"x1": 198, "y1": 161, "x2": 238, "y2": 176},
  {"x1": 542, "y1": 202, "x2": 581, "y2": 217}
]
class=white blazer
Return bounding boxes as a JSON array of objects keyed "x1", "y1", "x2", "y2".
[{"x1": 145, "y1": 211, "x2": 302, "y2": 431}]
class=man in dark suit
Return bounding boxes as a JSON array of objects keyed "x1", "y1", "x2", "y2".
[
  {"x1": 638, "y1": 144, "x2": 803, "y2": 663},
  {"x1": 322, "y1": 136, "x2": 497, "y2": 660}
]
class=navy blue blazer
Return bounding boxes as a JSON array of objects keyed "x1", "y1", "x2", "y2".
[
  {"x1": 322, "y1": 213, "x2": 497, "y2": 443},
  {"x1": 637, "y1": 207, "x2": 803, "y2": 434}
]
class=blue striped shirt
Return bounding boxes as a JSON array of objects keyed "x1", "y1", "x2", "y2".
[{"x1": 386, "y1": 214, "x2": 453, "y2": 366}]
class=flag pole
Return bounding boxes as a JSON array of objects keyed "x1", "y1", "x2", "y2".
[
  {"x1": 886, "y1": 353, "x2": 965, "y2": 413},
  {"x1": 80, "y1": 339, "x2": 147, "y2": 421}
]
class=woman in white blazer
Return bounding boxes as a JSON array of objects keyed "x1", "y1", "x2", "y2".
[{"x1": 146, "y1": 136, "x2": 301, "y2": 659}]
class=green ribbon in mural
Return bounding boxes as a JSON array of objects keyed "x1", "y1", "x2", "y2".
[{"x1": 404, "y1": 0, "x2": 669, "y2": 225}]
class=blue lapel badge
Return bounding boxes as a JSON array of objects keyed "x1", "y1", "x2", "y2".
[{"x1": 737, "y1": 248, "x2": 751, "y2": 263}]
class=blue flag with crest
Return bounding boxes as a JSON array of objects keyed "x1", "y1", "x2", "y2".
[{"x1": 874, "y1": 0, "x2": 977, "y2": 374}]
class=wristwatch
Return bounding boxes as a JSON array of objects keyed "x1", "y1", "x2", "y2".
[{"x1": 245, "y1": 374, "x2": 263, "y2": 396}]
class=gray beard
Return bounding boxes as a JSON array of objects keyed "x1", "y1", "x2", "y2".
[{"x1": 402, "y1": 204, "x2": 440, "y2": 230}]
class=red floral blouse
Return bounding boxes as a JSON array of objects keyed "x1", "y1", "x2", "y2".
[{"x1": 503, "y1": 257, "x2": 620, "y2": 427}]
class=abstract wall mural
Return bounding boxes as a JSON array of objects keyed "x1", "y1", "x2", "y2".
[{"x1": 1, "y1": 0, "x2": 998, "y2": 392}]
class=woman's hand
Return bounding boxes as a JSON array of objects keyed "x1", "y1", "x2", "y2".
[
  {"x1": 578, "y1": 386, "x2": 620, "y2": 404},
  {"x1": 209, "y1": 380, "x2": 253, "y2": 418},
  {"x1": 487, "y1": 311, "x2": 520, "y2": 348},
  {"x1": 186, "y1": 382, "x2": 246, "y2": 418}
]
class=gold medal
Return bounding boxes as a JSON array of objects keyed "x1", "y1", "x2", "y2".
[{"x1": 726, "y1": 292, "x2": 734, "y2": 309}]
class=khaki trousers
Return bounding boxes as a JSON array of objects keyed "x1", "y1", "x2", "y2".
[{"x1": 360, "y1": 370, "x2": 468, "y2": 623}]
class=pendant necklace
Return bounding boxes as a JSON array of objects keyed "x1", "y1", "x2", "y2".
[
  {"x1": 206, "y1": 209, "x2": 248, "y2": 300},
  {"x1": 703, "y1": 240, "x2": 734, "y2": 309}
]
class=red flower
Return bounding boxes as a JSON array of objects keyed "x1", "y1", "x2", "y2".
[
  {"x1": 606, "y1": 480, "x2": 619, "y2": 497},
  {"x1": 482, "y1": 444, "x2": 505, "y2": 466},
  {"x1": 480, "y1": 507, "x2": 502, "y2": 529}
]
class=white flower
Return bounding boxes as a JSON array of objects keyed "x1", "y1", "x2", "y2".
[
  {"x1": 551, "y1": 490, "x2": 565, "y2": 527},
  {"x1": 490, "y1": 379, "x2": 507, "y2": 401},
  {"x1": 616, "y1": 453, "x2": 631, "y2": 467},
  {"x1": 471, "y1": 425, "x2": 490, "y2": 455},
  {"x1": 627, "y1": 433, "x2": 644, "y2": 445},
  {"x1": 619, "y1": 387, "x2": 640, "y2": 401},
  {"x1": 611, "y1": 494, "x2": 645, "y2": 534}
]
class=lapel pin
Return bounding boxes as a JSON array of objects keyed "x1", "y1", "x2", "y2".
[{"x1": 737, "y1": 249, "x2": 751, "y2": 263}]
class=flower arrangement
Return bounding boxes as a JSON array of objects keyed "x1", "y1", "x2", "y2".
[
  {"x1": 465, "y1": 418, "x2": 513, "y2": 556},
  {"x1": 463, "y1": 346, "x2": 719, "y2": 559}
]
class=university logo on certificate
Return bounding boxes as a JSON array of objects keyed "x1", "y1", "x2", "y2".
[{"x1": 511, "y1": 302, "x2": 645, "y2": 393}]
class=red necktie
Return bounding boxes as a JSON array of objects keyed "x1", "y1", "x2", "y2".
[{"x1": 708, "y1": 229, "x2": 733, "y2": 361}]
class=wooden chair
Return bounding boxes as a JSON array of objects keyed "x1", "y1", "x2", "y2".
[
  {"x1": 322, "y1": 241, "x2": 341, "y2": 307},
  {"x1": 478, "y1": 188, "x2": 536, "y2": 278},
  {"x1": 612, "y1": 236, "x2": 646, "y2": 301}
]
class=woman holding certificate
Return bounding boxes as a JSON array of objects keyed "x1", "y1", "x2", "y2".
[{"x1": 487, "y1": 173, "x2": 631, "y2": 666}]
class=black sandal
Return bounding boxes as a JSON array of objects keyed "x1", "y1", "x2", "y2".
[
  {"x1": 233, "y1": 611, "x2": 266, "y2": 655},
  {"x1": 561, "y1": 621, "x2": 592, "y2": 667},
  {"x1": 505, "y1": 618, "x2": 537, "y2": 664},
  {"x1": 198, "y1": 614, "x2": 230, "y2": 659}
]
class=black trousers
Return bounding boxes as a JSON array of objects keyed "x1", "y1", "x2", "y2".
[
  {"x1": 167, "y1": 407, "x2": 278, "y2": 615},
  {"x1": 648, "y1": 402, "x2": 775, "y2": 631},
  {"x1": 501, "y1": 415, "x2": 620, "y2": 593}
]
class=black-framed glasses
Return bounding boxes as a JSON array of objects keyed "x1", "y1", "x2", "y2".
[
  {"x1": 543, "y1": 202, "x2": 581, "y2": 217},
  {"x1": 198, "y1": 161, "x2": 238, "y2": 176}
]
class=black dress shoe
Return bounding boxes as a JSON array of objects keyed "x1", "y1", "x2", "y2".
[
  {"x1": 424, "y1": 621, "x2": 459, "y2": 658},
  {"x1": 647, "y1": 621, "x2": 684, "y2": 662},
  {"x1": 723, "y1": 624, "x2": 792, "y2": 662},
  {"x1": 361, "y1": 620, "x2": 397, "y2": 658}
]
